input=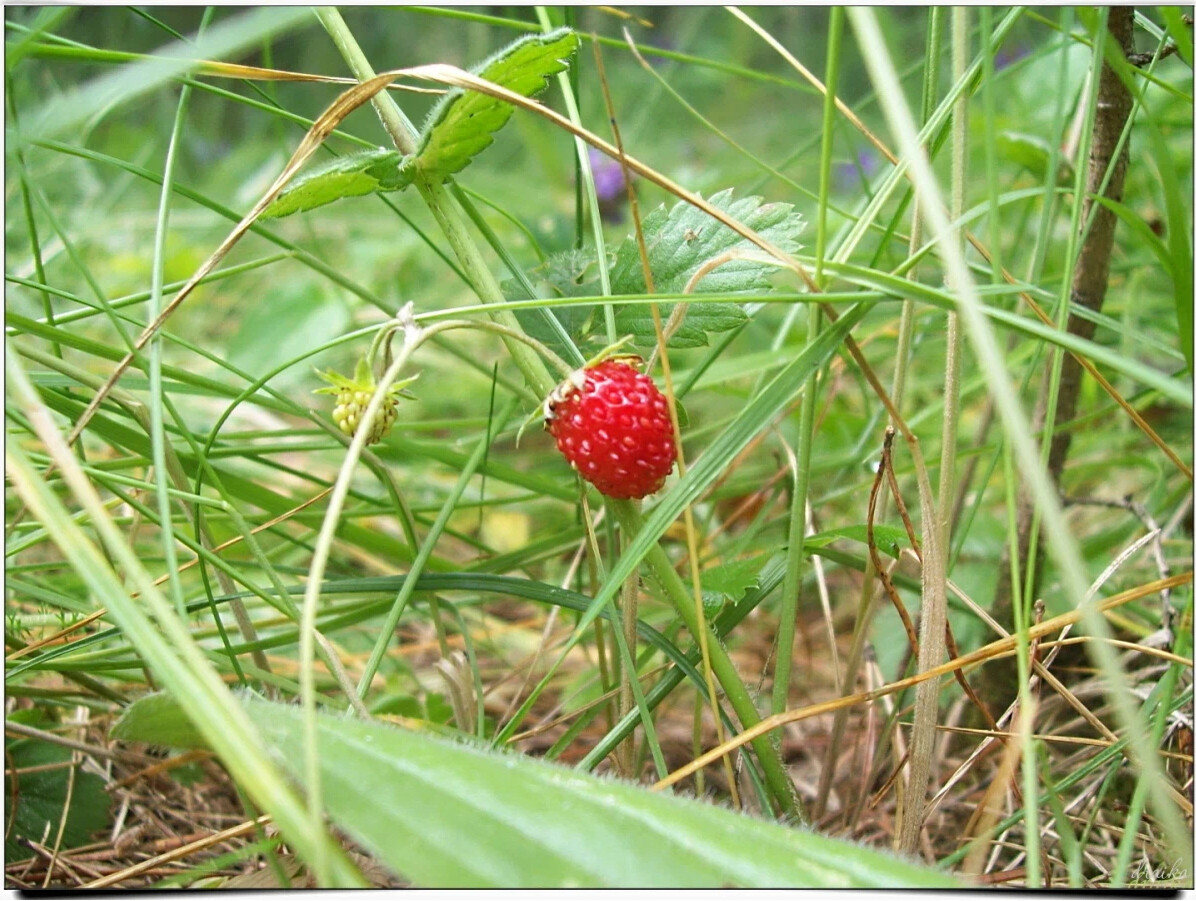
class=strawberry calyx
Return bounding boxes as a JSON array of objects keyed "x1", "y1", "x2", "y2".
[{"x1": 314, "y1": 356, "x2": 418, "y2": 445}]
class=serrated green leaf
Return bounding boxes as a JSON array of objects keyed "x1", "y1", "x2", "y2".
[
  {"x1": 417, "y1": 29, "x2": 580, "y2": 182},
  {"x1": 114, "y1": 693, "x2": 959, "y2": 888},
  {"x1": 609, "y1": 189, "x2": 804, "y2": 348},
  {"x1": 263, "y1": 31, "x2": 579, "y2": 216},
  {"x1": 686, "y1": 555, "x2": 768, "y2": 617},
  {"x1": 537, "y1": 247, "x2": 602, "y2": 297},
  {"x1": 260, "y1": 148, "x2": 413, "y2": 219},
  {"x1": 702, "y1": 556, "x2": 766, "y2": 598},
  {"x1": 506, "y1": 249, "x2": 599, "y2": 361},
  {"x1": 616, "y1": 302, "x2": 749, "y2": 348},
  {"x1": 611, "y1": 189, "x2": 805, "y2": 296}
]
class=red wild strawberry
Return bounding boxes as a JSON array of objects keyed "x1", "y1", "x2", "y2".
[{"x1": 545, "y1": 359, "x2": 677, "y2": 500}]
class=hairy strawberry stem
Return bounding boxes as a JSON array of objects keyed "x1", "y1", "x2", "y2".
[
  {"x1": 402, "y1": 314, "x2": 576, "y2": 382},
  {"x1": 608, "y1": 499, "x2": 805, "y2": 822}
]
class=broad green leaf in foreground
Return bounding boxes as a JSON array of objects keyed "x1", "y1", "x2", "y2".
[
  {"x1": 260, "y1": 148, "x2": 412, "y2": 219},
  {"x1": 417, "y1": 28, "x2": 580, "y2": 181},
  {"x1": 113, "y1": 693, "x2": 960, "y2": 889},
  {"x1": 609, "y1": 189, "x2": 806, "y2": 348}
]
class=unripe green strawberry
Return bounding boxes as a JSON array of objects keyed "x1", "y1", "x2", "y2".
[{"x1": 315, "y1": 358, "x2": 416, "y2": 446}]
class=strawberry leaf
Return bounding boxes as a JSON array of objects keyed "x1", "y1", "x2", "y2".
[
  {"x1": 684, "y1": 555, "x2": 767, "y2": 616},
  {"x1": 701, "y1": 555, "x2": 767, "y2": 600},
  {"x1": 261, "y1": 29, "x2": 578, "y2": 218},
  {"x1": 416, "y1": 29, "x2": 580, "y2": 182},
  {"x1": 5, "y1": 725, "x2": 110, "y2": 862},
  {"x1": 609, "y1": 189, "x2": 805, "y2": 348},
  {"x1": 614, "y1": 302, "x2": 749, "y2": 349},
  {"x1": 260, "y1": 148, "x2": 413, "y2": 219},
  {"x1": 505, "y1": 249, "x2": 600, "y2": 359}
]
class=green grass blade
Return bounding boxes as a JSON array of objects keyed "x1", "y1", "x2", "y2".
[
  {"x1": 13, "y1": 8, "x2": 314, "y2": 147},
  {"x1": 5, "y1": 346, "x2": 365, "y2": 887}
]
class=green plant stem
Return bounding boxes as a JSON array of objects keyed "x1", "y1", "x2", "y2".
[
  {"x1": 937, "y1": 6, "x2": 966, "y2": 526},
  {"x1": 353, "y1": 395, "x2": 518, "y2": 701},
  {"x1": 315, "y1": 6, "x2": 556, "y2": 398},
  {"x1": 608, "y1": 499, "x2": 803, "y2": 822},
  {"x1": 575, "y1": 492, "x2": 669, "y2": 781},
  {"x1": 533, "y1": 7, "x2": 613, "y2": 311},
  {"x1": 147, "y1": 26, "x2": 205, "y2": 622},
  {"x1": 901, "y1": 3, "x2": 969, "y2": 857},
  {"x1": 969, "y1": 6, "x2": 1036, "y2": 882},
  {"x1": 5, "y1": 344, "x2": 365, "y2": 888},
  {"x1": 816, "y1": 6, "x2": 943, "y2": 823},
  {"x1": 419, "y1": 184, "x2": 555, "y2": 394},
  {"x1": 616, "y1": 537, "x2": 639, "y2": 776},
  {"x1": 297, "y1": 315, "x2": 425, "y2": 876},
  {"x1": 1021, "y1": 10, "x2": 1110, "y2": 617},
  {"x1": 316, "y1": 7, "x2": 678, "y2": 790},
  {"x1": 849, "y1": 7, "x2": 943, "y2": 856},
  {"x1": 770, "y1": 7, "x2": 842, "y2": 719},
  {"x1": 315, "y1": 2, "x2": 804, "y2": 822},
  {"x1": 298, "y1": 312, "x2": 571, "y2": 834},
  {"x1": 284, "y1": 322, "x2": 558, "y2": 838},
  {"x1": 314, "y1": 7, "x2": 419, "y2": 152},
  {"x1": 449, "y1": 181, "x2": 584, "y2": 367}
]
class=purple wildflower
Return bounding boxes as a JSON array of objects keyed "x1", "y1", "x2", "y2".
[
  {"x1": 835, "y1": 147, "x2": 881, "y2": 192},
  {"x1": 994, "y1": 43, "x2": 1030, "y2": 71},
  {"x1": 588, "y1": 147, "x2": 628, "y2": 223},
  {"x1": 589, "y1": 147, "x2": 627, "y2": 202}
]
